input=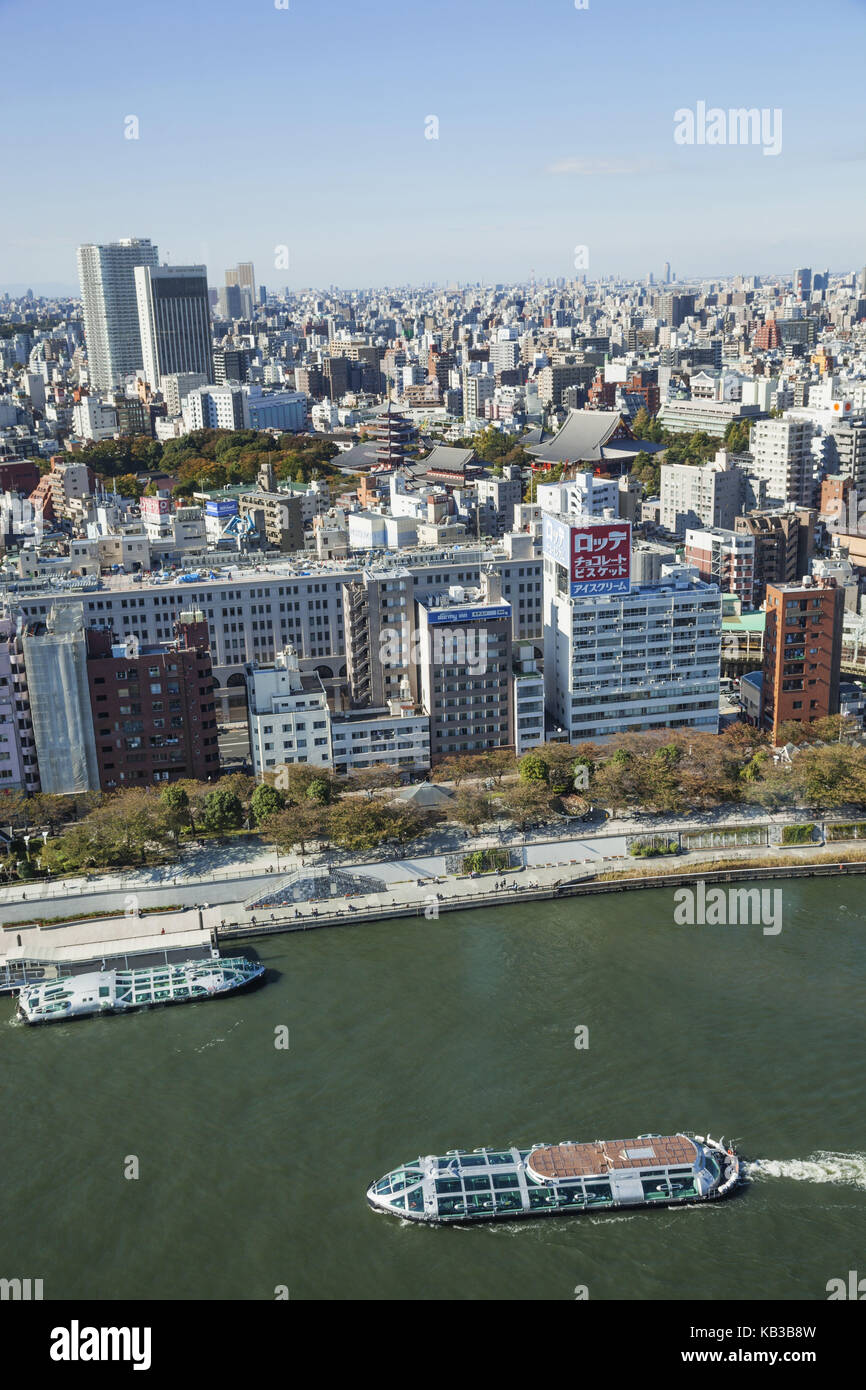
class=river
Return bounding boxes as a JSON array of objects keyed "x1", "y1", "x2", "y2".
[{"x1": 2, "y1": 878, "x2": 864, "y2": 1300}]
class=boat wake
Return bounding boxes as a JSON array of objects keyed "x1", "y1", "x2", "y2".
[{"x1": 747, "y1": 1152, "x2": 866, "y2": 1190}]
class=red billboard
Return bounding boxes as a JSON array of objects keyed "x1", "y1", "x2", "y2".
[{"x1": 570, "y1": 521, "x2": 631, "y2": 595}]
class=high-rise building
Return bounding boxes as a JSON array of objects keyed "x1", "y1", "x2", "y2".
[
  {"x1": 748, "y1": 417, "x2": 814, "y2": 506},
  {"x1": 660, "y1": 451, "x2": 764, "y2": 536},
  {"x1": 134, "y1": 264, "x2": 214, "y2": 389},
  {"x1": 760, "y1": 577, "x2": 843, "y2": 742},
  {"x1": 76, "y1": 238, "x2": 159, "y2": 390},
  {"x1": 342, "y1": 568, "x2": 414, "y2": 709},
  {"x1": 414, "y1": 571, "x2": 514, "y2": 759},
  {"x1": 542, "y1": 514, "x2": 721, "y2": 738},
  {"x1": 793, "y1": 267, "x2": 812, "y2": 299},
  {"x1": 225, "y1": 261, "x2": 256, "y2": 299}
]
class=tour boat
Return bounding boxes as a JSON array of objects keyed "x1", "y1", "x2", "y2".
[
  {"x1": 367, "y1": 1133, "x2": 741, "y2": 1222},
  {"x1": 16, "y1": 955, "x2": 265, "y2": 1024}
]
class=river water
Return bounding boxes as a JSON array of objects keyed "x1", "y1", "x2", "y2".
[{"x1": 2, "y1": 878, "x2": 864, "y2": 1301}]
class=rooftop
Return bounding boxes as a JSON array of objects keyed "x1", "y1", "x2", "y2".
[{"x1": 527, "y1": 1135, "x2": 698, "y2": 1181}]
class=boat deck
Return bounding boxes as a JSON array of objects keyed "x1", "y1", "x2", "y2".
[{"x1": 529, "y1": 1135, "x2": 697, "y2": 1180}]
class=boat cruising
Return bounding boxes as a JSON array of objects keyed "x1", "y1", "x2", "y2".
[
  {"x1": 367, "y1": 1133, "x2": 741, "y2": 1223},
  {"x1": 16, "y1": 955, "x2": 265, "y2": 1025}
]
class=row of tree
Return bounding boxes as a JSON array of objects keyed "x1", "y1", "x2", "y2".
[{"x1": 5, "y1": 721, "x2": 866, "y2": 876}]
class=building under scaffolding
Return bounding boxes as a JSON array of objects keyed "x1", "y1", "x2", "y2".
[{"x1": 21, "y1": 603, "x2": 99, "y2": 794}]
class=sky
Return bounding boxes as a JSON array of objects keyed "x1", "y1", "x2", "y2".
[{"x1": 2, "y1": 0, "x2": 866, "y2": 294}]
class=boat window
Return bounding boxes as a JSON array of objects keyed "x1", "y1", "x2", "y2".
[
  {"x1": 98, "y1": 988, "x2": 111, "y2": 998},
  {"x1": 494, "y1": 1192, "x2": 522, "y2": 1211},
  {"x1": 464, "y1": 1176, "x2": 491, "y2": 1192},
  {"x1": 435, "y1": 1179, "x2": 461, "y2": 1195},
  {"x1": 459, "y1": 1156, "x2": 486, "y2": 1168},
  {"x1": 528, "y1": 1189, "x2": 556, "y2": 1208},
  {"x1": 406, "y1": 1189, "x2": 424, "y2": 1212},
  {"x1": 491, "y1": 1173, "x2": 520, "y2": 1190},
  {"x1": 484, "y1": 1151, "x2": 514, "y2": 1164},
  {"x1": 437, "y1": 1197, "x2": 466, "y2": 1216}
]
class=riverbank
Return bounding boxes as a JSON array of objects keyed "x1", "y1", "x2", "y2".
[{"x1": 220, "y1": 847, "x2": 866, "y2": 944}]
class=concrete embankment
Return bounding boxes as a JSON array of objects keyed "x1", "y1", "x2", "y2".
[{"x1": 220, "y1": 856, "x2": 866, "y2": 944}]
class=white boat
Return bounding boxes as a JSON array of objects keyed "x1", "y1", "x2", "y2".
[{"x1": 16, "y1": 955, "x2": 264, "y2": 1025}]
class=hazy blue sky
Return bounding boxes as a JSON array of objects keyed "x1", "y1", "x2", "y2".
[{"x1": 2, "y1": 0, "x2": 865, "y2": 292}]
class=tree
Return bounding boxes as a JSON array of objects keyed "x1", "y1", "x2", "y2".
[
  {"x1": 159, "y1": 784, "x2": 191, "y2": 843},
  {"x1": 485, "y1": 750, "x2": 517, "y2": 785},
  {"x1": 518, "y1": 750, "x2": 548, "y2": 783},
  {"x1": 218, "y1": 771, "x2": 256, "y2": 806},
  {"x1": 347, "y1": 764, "x2": 402, "y2": 793},
  {"x1": 263, "y1": 803, "x2": 327, "y2": 855},
  {"x1": 306, "y1": 775, "x2": 334, "y2": 805},
  {"x1": 385, "y1": 803, "x2": 433, "y2": 852},
  {"x1": 250, "y1": 782, "x2": 285, "y2": 826},
  {"x1": 452, "y1": 791, "x2": 493, "y2": 834},
  {"x1": 327, "y1": 800, "x2": 395, "y2": 851},
  {"x1": 201, "y1": 788, "x2": 244, "y2": 834},
  {"x1": 500, "y1": 781, "x2": 552, "y2": 831},
  {"x1": 431, "y1": 754, "x2": 484, "y2": 787},
  {"x1": 115, "y1": 473, "x2": 140, "y2": 498}
]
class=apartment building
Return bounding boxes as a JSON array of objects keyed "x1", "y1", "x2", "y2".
[
  {"x1": 245, "y1": 646, "x2": 333, "y2": 774},
  {"x1": 684, "y1": 527, "x2": 756, "y2": 607},
  {"x1": 748, "y1": 416, "x2": 814, "y2": 505},
  {"x1": 659, "y1": 451, "x2": 764, "y2": 536},
  {"x1": 85, "y1": 613, "x2": 218, "y2": 789},
  {"x1": 760, "y1": 578, "x2": 844, "y2": 742},
  {"x1": 734, "y1": 509, "x2": 815, "y2": 604}
]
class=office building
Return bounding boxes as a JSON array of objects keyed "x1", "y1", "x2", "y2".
[
  {"x1": 542, "y1": 513, "x2": 721, "y2": 738},
  {"x1": 414, "y1": 570, "x2": 514, "y2": 759},
  {"x1": 134, "y1": 264, "x2": 214, "y2": 389}
]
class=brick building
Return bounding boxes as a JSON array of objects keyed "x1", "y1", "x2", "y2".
[
  {"x1": 760, "y1": 578, "x2": 844, "y2": 742},
  {"x1": 86, "y1": 611, "x2": 219, "y2": 789}
]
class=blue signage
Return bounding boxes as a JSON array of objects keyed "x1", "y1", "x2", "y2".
[
  {"x1": 570, "y1": 578, "x2": 630, "y2": 597},
  {"x1": 426, "y1": 604, "x2": 511, "y2": 625}
]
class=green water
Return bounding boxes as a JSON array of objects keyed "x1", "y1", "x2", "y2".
[{"x1": 2, "y1": 879, "x2": 864, "y2": 1300}]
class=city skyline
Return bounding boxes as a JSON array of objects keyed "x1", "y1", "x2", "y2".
[{"x1": 2, "y1": 0, "x2": 866, "y2": 293}]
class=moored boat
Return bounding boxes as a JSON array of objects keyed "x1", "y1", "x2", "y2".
[
  {"x1": 367, "y1": 1132, "x2": 741, "y2": 1223},
  {"x1": 16, "y1": 955, "x2": 265, "y2": 1024}
]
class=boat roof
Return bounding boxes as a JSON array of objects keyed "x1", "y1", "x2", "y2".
[{"x1": 529, "y1": 1135, "x2": 698, "y2": 1180}]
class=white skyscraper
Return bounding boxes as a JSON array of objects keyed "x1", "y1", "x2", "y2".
[
  {"x1": 76, "y1": 238, "x2": 159, "y2": 390},
  {"x1": 134, "y1": 264, "x2": 214, "y2": 389}
]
